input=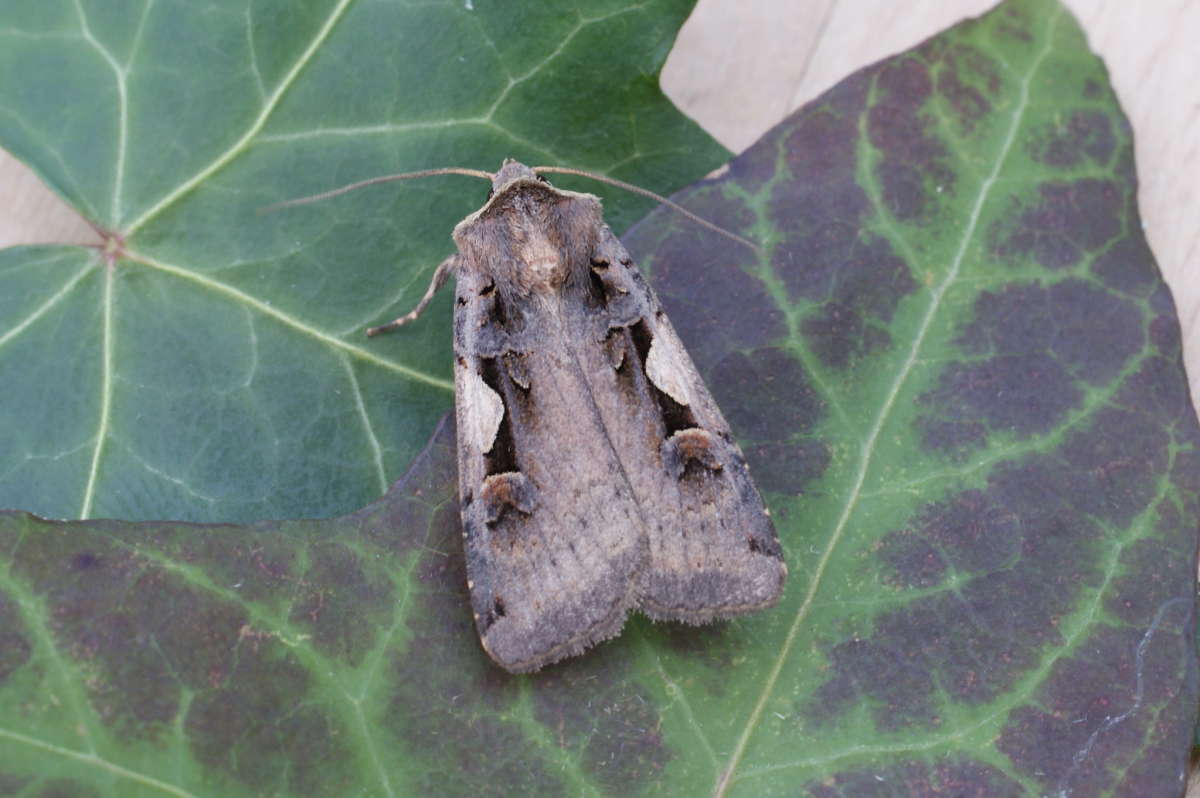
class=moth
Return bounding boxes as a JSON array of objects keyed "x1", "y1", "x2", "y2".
[{"x1": 293, "y1": 160, "x2": 787, "y2": 672}]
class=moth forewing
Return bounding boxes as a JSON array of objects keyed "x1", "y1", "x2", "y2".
[{"x1": 379, "y1": 160, "x2": 786, "y2": 672}]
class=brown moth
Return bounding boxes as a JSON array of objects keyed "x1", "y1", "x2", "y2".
[{"x1": 367, "y1": 160, "x2": 787, "y2": 672}]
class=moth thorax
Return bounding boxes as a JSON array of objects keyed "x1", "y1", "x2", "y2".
[{"x1": 512, "y1": 220, "x2": 568, "y2": 293}]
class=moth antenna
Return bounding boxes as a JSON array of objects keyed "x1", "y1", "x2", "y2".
[
  {"x1": 367, "y1": 254, "x2": 457, "y2": 337},
  {"x1": 533, "y1": 166, "x2": 762, "y2": 255},
  {"x1": 260, "y1": 167, "x2": 495, "y2": 213}
]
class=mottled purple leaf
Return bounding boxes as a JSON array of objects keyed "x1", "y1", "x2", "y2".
[{"x1": 622, "y1": 1, "x2": 1199, "y2": 795}]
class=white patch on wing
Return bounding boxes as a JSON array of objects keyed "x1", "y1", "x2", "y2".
[
  {"x1": 645, "y1": 333, "x2": 692, "y2": 407},
  {"x1": 463, "y1": 368, "x2": 505, "y2": 454}
]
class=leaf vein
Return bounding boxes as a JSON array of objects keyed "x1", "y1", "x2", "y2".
[
  {"x1": 72, "y1": 0, "x2": 129, "y2": 223},
  {"x1": 79, "y1": 259, "x2": 115, "y2": 519},
  {"x1": 126, "y1": 248, "x2": 454, "y2": 392},
  {"x1": 0, "y1": 727, "x2": 198, "y2": 797},
  {"x1": 123, "y1": 0, "x2": 358, "y2": 234},
  {"x1": 339, "y1": 352, "x2": 388, "y2": 495},
  {"x1": 711, "y1": 10, "x2": 1063, "y2": 795},
  {"x1": 0, "y1": 256, "x2": 96, "y2": 350}
]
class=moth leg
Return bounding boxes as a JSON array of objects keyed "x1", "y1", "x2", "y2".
[{"x1": 367, "y1": 254, "x2": 458, "y2": 336}]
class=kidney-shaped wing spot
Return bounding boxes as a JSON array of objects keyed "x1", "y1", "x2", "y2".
[{"x1": 459, "y1": 363, "x2": 504, "y2": 457}]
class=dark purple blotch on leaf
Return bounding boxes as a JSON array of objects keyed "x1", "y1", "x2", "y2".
[
  {"x1": 996, "y1": 599, "x2": 1194, "y2": 795},
  {"x1": 640, "y1": 203, "x2": 786, "y2": 369},
  {"x1": 811, "y1": 376, "x2": 1185, "y2": 731},
  {"x1": 919, "y1": 351, "x2": 1081, "y2": 455},
  {"x1": 738, "y1": 63, "x2": 917, "y2": 370},
  {"x1": 1092, "y1": 235, "x2": 1159, "y2": 296},
  {"x1": 0, "y1": 591, "x2": 31, "y2": 683},
  {"x1": 0, "y1": 772, "x2": 32, "y2": 794},
  {"x1": 187, "y1": 645, "x2": 352, "y2": 794},
  {"x1": 33, "y1": 779, "x2": 102, "y2": 798},
  {"x1": 288, "y1": 540, "x2": 395, "y2": 667},
  {"x1": 990, "y1": 178, "x2": 1123, "y2": 269},
  {"x1": 1027, "y1": 109, "x2": 1117, "y2": 168},
  {"x1": 805, "y1": 756, "x2": 1025, "y2": 798},
  {"x1": 930, "y1": 41, "x2": 1004, "y2": 133},
  {"x1": 918, "y1": 277, "x2": 1144, "y2": 457},
  {"x1": 4, "y1": 518, "x2": 357, "y2": 795},
  {"x1": 706, "y1": 347, "x2": 829, "y2": 495},
  {"x1": 869, "y1": 56, "x2": 954, "y2": 222}
]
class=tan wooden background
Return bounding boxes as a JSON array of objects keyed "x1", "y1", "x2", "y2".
[{"x1": 0, "y1": 0, "x2": 1197, "y2": 787}]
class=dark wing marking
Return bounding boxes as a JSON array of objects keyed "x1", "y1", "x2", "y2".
[
  {"x1": 584, "y1": 227, "x2": 787, "y2": 623},
  {"x1": 454, "y1": 266, "x2": 647, "y2": 673}
]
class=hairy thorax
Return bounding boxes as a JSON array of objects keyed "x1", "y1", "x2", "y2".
[
  {"x1": 508, "y1": 210, "x2": 566, "y2": 293},
  {"x1": 456, "y1": 188, "x2": 602, "y2": 298}
]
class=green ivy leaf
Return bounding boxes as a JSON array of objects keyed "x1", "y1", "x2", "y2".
[
  {"x1": 1, "y1": 1, "x2": 1195, "y2": 796},
  {"x1": 0, "y1": 0, "x2": 726, "y2": 523}
]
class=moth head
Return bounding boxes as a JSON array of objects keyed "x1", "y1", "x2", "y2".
[
  {"x1": 477, "y1": 160, "x2": 574, "y2": 215},
  {"x1": 492, "y1": 159, "x2": 539, "y2": 192}
]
